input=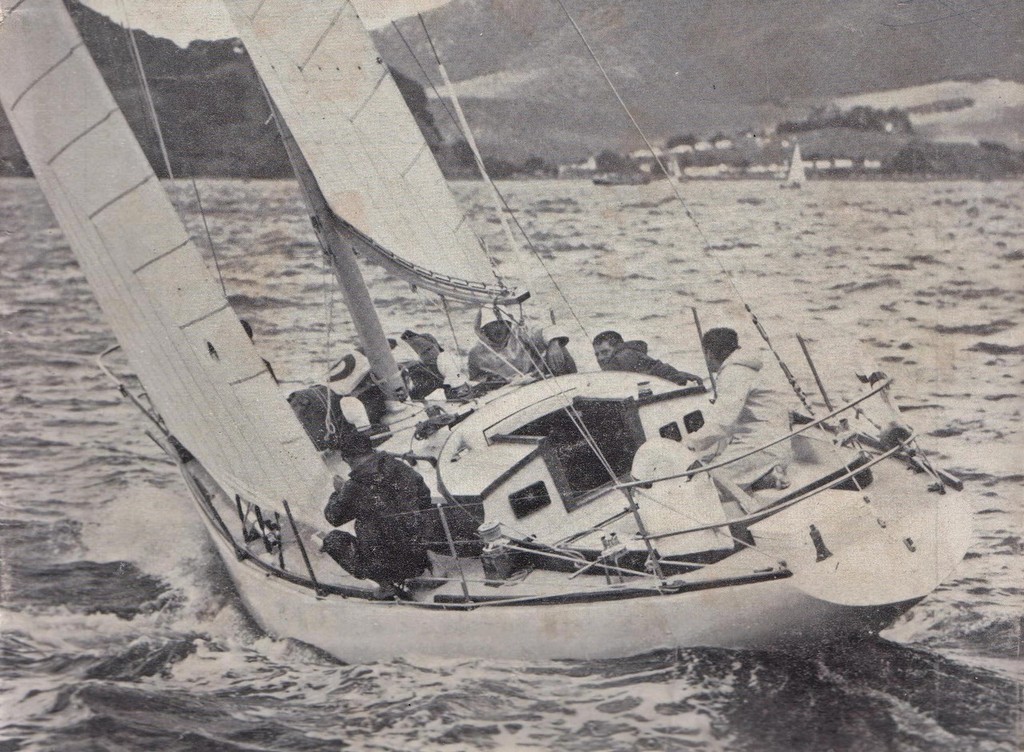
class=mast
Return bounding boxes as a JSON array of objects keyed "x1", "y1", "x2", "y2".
[
  {"x1": 268, "y1": 102, "x2": 405, "y2": 399},
  {"x1": 222, "y1": 0, "x2": 527, "y2": 395}
]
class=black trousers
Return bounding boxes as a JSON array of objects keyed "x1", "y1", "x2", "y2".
[{"x1": 322, "y1": 529, "x2": 427, "y2": 585}]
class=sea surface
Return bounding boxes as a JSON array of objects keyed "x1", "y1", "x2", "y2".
[{"x1": 0, "y1": 177, "x2": 1021, "y2": 751}]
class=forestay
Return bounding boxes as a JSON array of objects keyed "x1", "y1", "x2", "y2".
[
  {"x1": 222, "y1": 0, "x2": 521, "y2": 303},
  {"x1": 0, "y1": 0, "x2": 333, "y2": 524}
]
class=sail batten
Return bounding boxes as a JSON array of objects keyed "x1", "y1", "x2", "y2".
[
  {"x1": 223, "y1": 0, "x2": 522, "y2": 303},
  {"x1": 0, "y1": 0, "x2": 333, "y2": 525}
]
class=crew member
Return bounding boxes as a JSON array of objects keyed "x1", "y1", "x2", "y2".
[
  {"x1": 686, "y1": 327, "x2": 791, "y2": 491},
  {"x1": 592, "y1": 330, "x2": 702, "y2": 386},
  {"x1": 328, "y1": 350, "x2": 387, "y2": 425},
  {"x1": 468, "y1": 306, "x2": 576, "y2": 386},
  {"x1": 321, "y1": 431, "x2": 440, "y2": 595},
  {"x1": 400, "y1": 329, "x2": 471, "y2": 399}
]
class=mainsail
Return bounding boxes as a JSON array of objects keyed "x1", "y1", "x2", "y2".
[
  {"x1": 223, "y1": 0, "x2": 522, "y2": 304},
  {"x1": 0, "y1": 0, "x2": 333, "y2": 524}
]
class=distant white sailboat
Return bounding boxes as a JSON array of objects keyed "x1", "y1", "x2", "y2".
[
  {"x1": 0, "y1": 0, "x2": 971, "y2": 662},
  {"x1": 782, "y1": 142, "x2": 807, "y2": 188}
]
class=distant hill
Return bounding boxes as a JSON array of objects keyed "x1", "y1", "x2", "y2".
[
  {"x1": 834, "y1": 79, "x2": 1024, "y2": 150},
  {"x1": 2, "y1": 0, "x2": 1022, "y2": 176},
  {"x1": 377, "y1": 0, "x2": 1024, "y2": 162},
  {"x1": 0, "y1": 1, "x2": 297, "y2": 178}
]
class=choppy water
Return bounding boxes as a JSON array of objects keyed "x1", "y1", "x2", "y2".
[{"x1": 0, "y1": 177, "x2": 1021, "y2": 751}]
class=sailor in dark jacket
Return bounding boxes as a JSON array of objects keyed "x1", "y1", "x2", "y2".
[
  {"x1": 592, "y1": 330, "x2": 702, "y2": 386},
  {"x1": 321, "y1": 431, "x2": 438, "y2": 591}
]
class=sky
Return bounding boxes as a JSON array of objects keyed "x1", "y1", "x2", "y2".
[{"x1": 80, "y1": 0, "x2": 455, "y2": 45}]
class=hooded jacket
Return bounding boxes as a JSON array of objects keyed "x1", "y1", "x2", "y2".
[
  {"x1": 467, "y1": 308, "x2": 575, "y2": 384},
  {"x1": 603, "y1": 340, "x2": 702, "y2": 386},
  {"x1": 686, "y1": 350, "x2": 792, "y2": 487},
  {"x1": 324, "y1": 451, "x2": 438, "y2": 582}
]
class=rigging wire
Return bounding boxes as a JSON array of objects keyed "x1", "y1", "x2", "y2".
[
  {"x1": 551, "y1": 0, "x2": 814, "y2": 413},
  {"x1": 190, "y1": 177, "x2": 226, "y2": 297},
  {"x1": 353, "y1": 37, "x2": 613, "y2": 547},
  {"x1": 390, "y1": 20, "x2": 505, "y2": 288},
  {"x1": 416, "y1": 14, "x2": 523, "y2": 271},
  {"x1": 121, "y1": 4, "x2": 229, "y2": 299},
  {"x1": 121, "y1": 4, "x2": 173, "y2": 182},
  {"x1": 379, "y1": 67, "x2": 667, "y2": 562},
  {"x1": 439, "y1": 296, "x2": 463, "y2": 357},
  {"x1": 393, "y1": 18, "x2": 591, "y2": 341},
  {"x1": 321, "y1": 251, "x2": 338, "y2": 440}
]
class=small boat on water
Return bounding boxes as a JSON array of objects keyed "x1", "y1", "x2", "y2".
[
  {"x1": 0, "y1": 0, "x2": 971, "y2": 662},
  {"x1": 781, "y1": 143, "x2": 807, "y2": 188},
  {"x1": 593, "y1": 171, "x2": 653, "y2": 186}
]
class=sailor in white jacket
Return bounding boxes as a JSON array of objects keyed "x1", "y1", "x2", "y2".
[
  {"x1": 467, "y1": 305, "x2": 576, "y2": 386},
  {"x1": 686, "y1": 327, "x2": 793, "y2": 491}
]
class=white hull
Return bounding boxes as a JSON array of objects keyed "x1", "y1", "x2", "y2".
[
  {"x1": 183, "y1": 456, "x2": 945, "y2": 662},
  {"x1": 175, "y1": 372, "x2": 970, "y2": 664},
  {"x1": 205, "y1": 517, "x2": 914, "y2": 662}
]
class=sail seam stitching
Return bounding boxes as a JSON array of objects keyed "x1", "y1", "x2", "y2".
[
  {"x1": 180, "y1": 303, "x2": 229, "y2": 331},
  {"x1": 133, "y1": 238, "x2": 191, "y2": 274},
  {"x1": 47, "y1": 108, "x2": 118, "y2": 165},
  {"x1": 230, "y1": 371, "x2": 265, "y2": 386},
  {"x1": 10, "y1": 42, "x2": 84, "y2": 111},
  {"x1": 400, "y1": 142, "x2": 427, "y2": 178},
  {"x1": 88, "y1": 174, "x2": 153, "y2": 220},
  {"x1": 350, "y1": 69, "x2": 388, "y2": 123},
  {"x1": 299, "y1": 4, "x2": 346, "y2": 71}
]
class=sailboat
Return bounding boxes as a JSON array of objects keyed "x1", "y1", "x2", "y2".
[
  {"x1": 782, "y1": 142, "x2": 806, "y2": 188},
  {"x1": 0, "y1": 0, "x2": 971, "y2": 662}
]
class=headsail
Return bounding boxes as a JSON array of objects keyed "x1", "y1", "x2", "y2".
[
  {"x1": 0, "y1": 0, "x2": 333, "y2": 524},
  {"x1": 223, "y1": 0, "x2": 523, "y2": 304}
]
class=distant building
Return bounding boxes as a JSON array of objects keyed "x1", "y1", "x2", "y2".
[
  {"x1": 684, "y1": 163, "x2": 730, "y2": 177},
  {"x1": 814, "y1": 159, "x2": 832, "y2": 170},
  {"x1": 668, "y1": 143, "x2": 694, "y2": 154},
  {"x1": 558, "y1": 155, "x2": 597, "y2": 179},
  {"x1": 713, "y1": 137, "x2": 733, "y2": 149},
  {"x1": 695, "y1": 140, "x2": 714, "y2": 152},
  {"x1": 833, "y1": 158, "x2": 854, "y2": 170},
  {"x1": 863, "y1": 159, "x2": 882, "y2": 170}
]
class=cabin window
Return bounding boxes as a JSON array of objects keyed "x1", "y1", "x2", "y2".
[
  {"x1": 513, "y1": 397, "x2": 646, "y2": 511},
  {"x1": 508, "y1": 481, "x2": 552, "y2": 519},
  {"x1": 683, "y1": 410, "x2": 704, "y2": 433},
  {"x1": 659, "y1": 422, "x2": 682, "y2": 442}
]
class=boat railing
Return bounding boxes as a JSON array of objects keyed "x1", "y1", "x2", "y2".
[
  {"x1": 642, "y1": 433, "x2": 912, "y2": 542},
  {"x1": 96, "y1": 344, "x2": 168, "y2": 434},
  {"x1": 621, "y1": 376, "x2": 895, "y2": 491},
  {"x1": 548, "y1": 378, "x2": 903, "y2": 545}
]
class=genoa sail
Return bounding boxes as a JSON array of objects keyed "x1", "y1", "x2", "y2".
[
  {"x1": 0, "y1": 0, "x2": 333, "y2": 524},
  {"x1": 222, "y1": 0, "x2": 522, "y2": 304}
]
